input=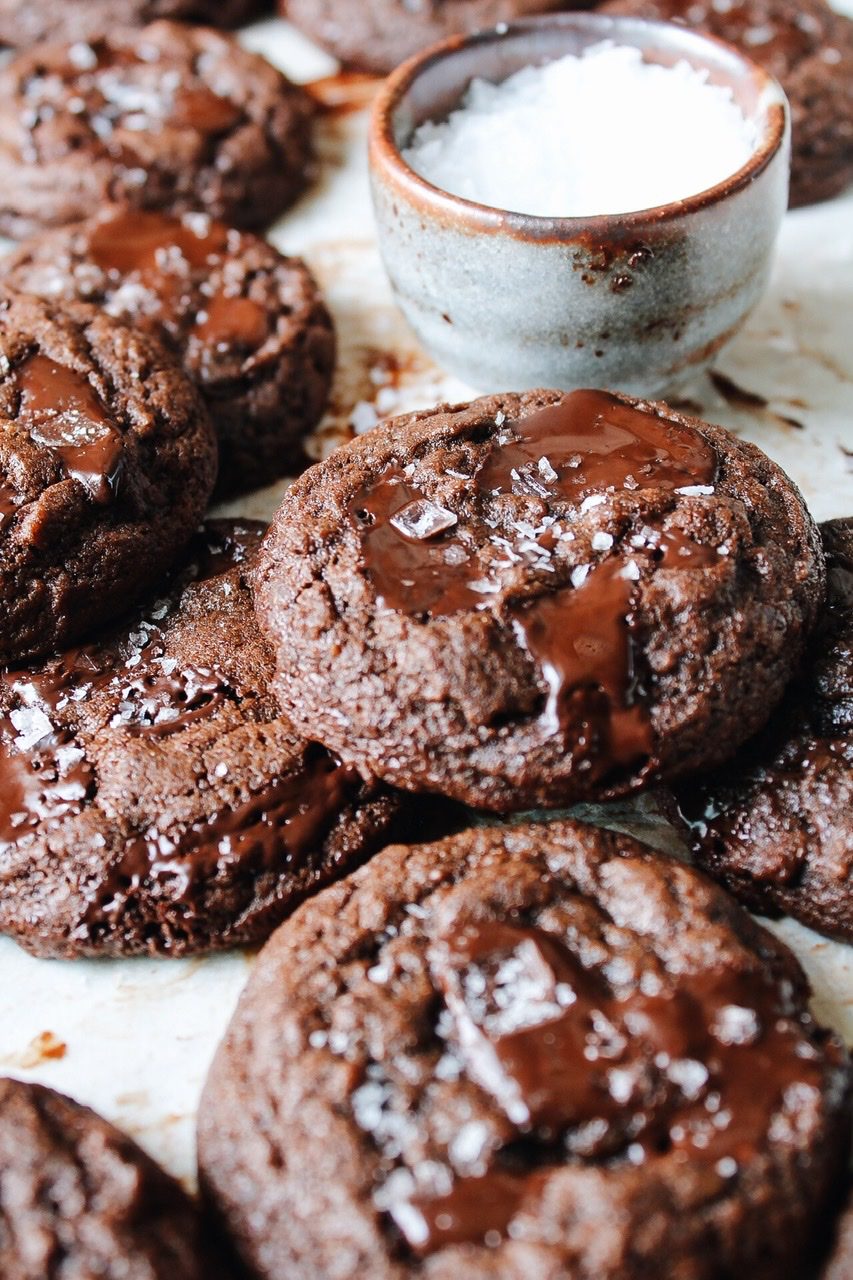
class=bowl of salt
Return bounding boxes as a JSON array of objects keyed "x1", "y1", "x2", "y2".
[{"x1": 368, "y1": 12, "x2": 790, "y2": 397}]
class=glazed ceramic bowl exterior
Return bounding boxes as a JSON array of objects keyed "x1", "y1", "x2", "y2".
[{"x1": 368, "y1": 14, "x2": 790, "y2": 397}]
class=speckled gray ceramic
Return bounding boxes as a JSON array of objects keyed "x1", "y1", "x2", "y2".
[{"x1": 368, "y1": 14, "x2": 790, "y2": 397}]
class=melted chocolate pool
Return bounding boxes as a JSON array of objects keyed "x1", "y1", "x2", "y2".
[
  {"x1": 17, "y1": 354, "x2": 124, "y2": 503},
  {"x1": 87, "y1": 207, "x2": 271, "y2": 351},
  {"x1": 351, "y1": 391, "x2": 719, "y2": 776},
  {"x1": 386, "y1": 917, "x2": 826, "y2": 1255}
]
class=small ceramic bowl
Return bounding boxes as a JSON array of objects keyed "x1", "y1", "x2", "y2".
[{"x1": 368, "y1": 14, "x2": 790, "y2": 397}]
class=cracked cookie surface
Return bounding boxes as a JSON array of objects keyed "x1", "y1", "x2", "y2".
[
  {"x1": 0, "y1": 21, "x2": 314, "y2": 239},
  {"x1": 199, "y1": 820, "x2": 851, "y2": 1280},
  {"x1": 0, "y1": 1076, "x2": 213, "y2": 1280},
  {"x1": 0, "y1": 292, "x2": 216, "y2": 664},
  {"x1": 253, "y1": 389, "x2": 824, "y2": 811},
  {"x1": 0, "y1": 519, "x2": 401, "y2": 956},
  {"x1": 678, "y1": 518, "x2": 853, "y2": 943}
]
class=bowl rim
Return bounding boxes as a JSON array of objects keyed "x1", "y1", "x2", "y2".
[{"x1": 368, "y1": 12, "x2": 790, "y2": 237}]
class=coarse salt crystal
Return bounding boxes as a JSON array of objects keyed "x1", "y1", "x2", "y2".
[
  {"x1": 404, "y1": 43, "x2": 757, "y2": 217},
  {"x1": 390, "y1": 498, "x2": 457, "y2": 540},
  {"x1": 10, "y1": 706, "x2": 53, "y2": 749}
]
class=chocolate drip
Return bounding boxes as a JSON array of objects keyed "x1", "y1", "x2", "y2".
[
  {"x1": 83, "y1": 749, "x2": 361, "y2": 933},
  {"x1": 193, "y1": 293, "x2": 269, "y2": 350},
  {"x1": 350, "y1": 468, "x2": 483, "y2": 616},
  {"x1": 0, "y1": 733, "x2": 93, "y2": 846},
  {"x1": 17, "y1": 354, "x2": 123, "y2": 503},
  {"x1": 88, "y1": 207, "x2": 230, "y2": 275},
  {"x1": 351, "y1": 396, "x2": 720, "y2": 771},
  {"x1": 0, "y1": 523, "x2": 265, "y2": 850},
  {"x1": 111, "y1": 666, "x2": 231, "y2": 737},
  {"x1": 390, "y1": 919, "x2": 826, "y2": 1255},
  {"x1": 513, "y1": 563, "x2": 651, "y2": 773},
  {"x1": 478, "y1": 391, "x2": 716, "y2": 502}
]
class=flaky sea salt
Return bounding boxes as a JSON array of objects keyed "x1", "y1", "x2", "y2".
[{"x1": 404, "y1": 43, "x2": 757, "y2": 216}]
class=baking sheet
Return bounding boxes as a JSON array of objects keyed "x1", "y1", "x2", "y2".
[{"x1": 0, "y1": 10, "x2": 851, "y2": 1191}]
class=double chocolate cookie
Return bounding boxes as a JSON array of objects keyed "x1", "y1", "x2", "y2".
[
  {"x1": 199, "y1": 820, "x2": 851, "y2": 1280},
  {"x1": 1, "y1": 207, "x2": 336, "y2": 495},
  {"x1": 0, "y1": 292, "x2": 216, "y2": 665},
  {"x1": 0, "y1": 520, "x2": 400, "y2": 957},
  {"x1": 253, "y1": 389, "x2": 824, "y2": 812},
  {"x1": 678, "y1": 518, "x2": 853, "y2": 943},
  {"x1": 602, "y1": 0, "x2": 853, "y2": 207},
  {"x1": 0, "y1": 22, "x2": 315, "y2": 240},
  {"x1": 279, "y1": 0, "x2": 593, "y2": 77},
  {"x1": 0, "y1": 1077, "x2": 211, "y2": 1280},
  {"x1": 0, "y1": 0, "x2": 268, "y2": 48}
]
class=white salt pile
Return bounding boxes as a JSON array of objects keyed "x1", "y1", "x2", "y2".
[{"x1": 403, "y1": 43, "x2": 758, "y2": 217}]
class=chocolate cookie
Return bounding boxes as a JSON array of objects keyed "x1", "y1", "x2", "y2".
[
  {"x1": 0, "y1": 1077, "x2": 211, "y2": 1280},
  {"x1": 677, "y1": 518, "x2": 853, "y2": 943},
  {"x1": 279, "y1": 0, "x2": 593, "y2": 77},
  {"x1": 0, "y1": 292, "x2": 216, "y2": 666},
  {"x1": 0, "y1": 22, "x2": 314, "y2": 240},
  {"x1": 0, "y1": 519, "x2": 401, "y2": 958},
  {"x1": 253, "y1": 389, "x2": 824, "y2": 812},
  {"x1": 601, "y1": 0, "x2": 853, "y2": 208},
  {"x1": 0, "y1": 0, "x2": 268, "y2": 48},
  {"x1": 198, "y1": 820, "x2": 851, "y2": 1280},
  {"x1": 1, "y1": 208, "x2": 336, "y2": 495}
]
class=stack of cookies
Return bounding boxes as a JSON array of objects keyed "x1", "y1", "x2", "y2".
[{"x1": 0, "y1": 7, "x2": 850, "y2": 1280}]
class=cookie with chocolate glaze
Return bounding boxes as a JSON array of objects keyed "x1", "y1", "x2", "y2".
[
  {"x1": 253, "y1": 389, "x2": 824, "y2": 812},
  {"x1": 0, "y1": 292, "x2": 216, "y2": 665},
  {"x1": 1, "y1": 208, "x2": 336, "y2": 495},
  {"x1": 0, "y1": 519, "x2": 401, "y2": 957},
  {"x1": 0, "y1": 21, "x2": 314, "y2": 240},
  {"x1": 0, "y1": 0, "x2": 268, "y2": 48},
  {"x1": 601, "y1": 0, "x2": 853, "y2": 208},
  {"x1": 279, "y1": 0, "x2": 594, "y2": 76},
  {"x1": 0, "y1": 1077, "x2": 213, "y2": 1280},
  {"x1": 678, "y1": 518, "x2": 853, "y2": 943},
  {"x1": 198, "y1": 820, "x2": 851, "y2": 1280}
]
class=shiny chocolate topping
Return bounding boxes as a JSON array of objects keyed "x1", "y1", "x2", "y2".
[
  {"x1": 388, "y1": 918, "x2": 826, "y2": 1256},
  {"x1": 86, "y1": 208, "x2": 270, "y2": 354},
  {"x1": 351, "y1": 394, "x2": 719, "y2": 772},
  {"x1": 478, "y1": 391, "x2": 716, "y2": 502},
  {"x1": 512, "y1": 563, "x2": 651, "y2": 774},
  {"x1": 17, "y1": 354, "x2": 123, "y2": 504},
  {"x1": 0, "y1": 732, "x2": 92, "y2": 846},
  {"x1": 168, "y1": 86, "x2": 242, "y2": 133},
  {"x1": 193, "y1": 293, "x2": 270, "y2": 351},
  {"x1": 88, "y1": 208, "x2": 230, "y2": 276},
  {"x1": 351, "y1": 468, "x2": 483, "y2": 617},
  {"x1": 83, "y1": 747, "x2": 361, "y2": 936},
  {"x1": 0, "y1": 522, "x2": 265, "y2": 850}
]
